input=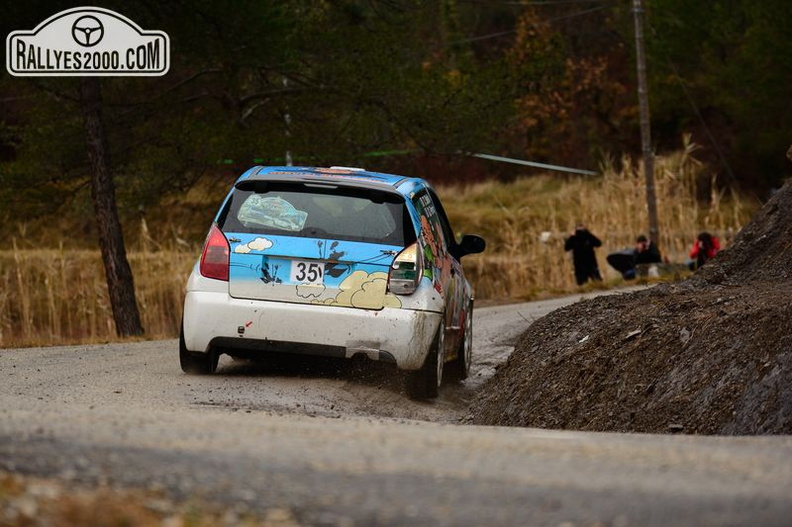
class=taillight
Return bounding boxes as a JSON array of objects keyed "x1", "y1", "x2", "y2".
[
  {"x1": 388, "y1": 243, "x2": 422, "y2": 295},
  {"x1": 199, "y1": 224, "x2": 230, "y2": 281}
]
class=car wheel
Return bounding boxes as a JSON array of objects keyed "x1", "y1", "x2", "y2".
[
  {"x1": 407, "y1": 317, "x2": 444, "y2": 399},
  {"x1": 450, "y1": 303, "x2": 473, "y2": 381},
  {"x1": 179, "y1": 325, "x2": 218, "y2": 375}
]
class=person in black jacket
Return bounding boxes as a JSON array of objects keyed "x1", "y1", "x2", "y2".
[
  {"x1": 634, "y1": 234, "x2": 662, "y2": 265},
  {"x1": 607, "y1": 234, "x2": 663, "y2": 279},
  {"x1": 564, "y1": 223, "x2": 603, "y2": 286}
]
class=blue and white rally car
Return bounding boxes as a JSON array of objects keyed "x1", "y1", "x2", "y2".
[{"x1": 180, "y1": 166, "x2": 485, "y2": 398}]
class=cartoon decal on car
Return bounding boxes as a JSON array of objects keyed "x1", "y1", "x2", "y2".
[
  {"x1": 224, "y1": 231, "x2": 403, "y2": 309},
  {"x1": 238, "y1": 196, "x2": 308, "y2": 232},
  {"x1": 233, "y1": 237, "x2": 274, "y2": 253},
  {"x1": 415, "y1": 196, "x2": 452, "y2": 296},
  {"x1": 312, "y1": 270, "x2": 402, "y2": 309},
  {"x1": 259, "y1": 262, "x2": 282, "y2": 285},
  {"x1": 227, "y1": 184, "x2": 458, "y2": 309},
  {"x1": 321, "y1": 241, "x2": 349, "y2": 278}
]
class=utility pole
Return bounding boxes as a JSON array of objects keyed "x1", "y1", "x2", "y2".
[
  {"x1": 632, "y1": 0, "x2": 660, "y2": 244},
  {"x1": 284, "y1": 77, "x2": 293, "y2": 166}
]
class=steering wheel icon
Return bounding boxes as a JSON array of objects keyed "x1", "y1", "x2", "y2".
[{"x1": 72, "y1": 16, "x2": 104, "y2": 47}]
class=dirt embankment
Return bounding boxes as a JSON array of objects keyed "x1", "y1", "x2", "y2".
[{"x1": 469, "y1": 181, "x2": 792, "y2": 435}]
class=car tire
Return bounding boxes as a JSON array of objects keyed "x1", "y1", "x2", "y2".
[
  {"x1": 407, "y1": 317, "x2": 444, "y2": 399},
  {"x1": 179, "y1": 325, "x2": 219, "y2": 375},
  {"x1": 449, "y1": 303, "x2": 473, "y2": 381}
]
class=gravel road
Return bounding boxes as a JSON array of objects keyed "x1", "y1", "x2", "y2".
[{"x1": 2, "y1": 287, "x2": 791, "y2": 526}]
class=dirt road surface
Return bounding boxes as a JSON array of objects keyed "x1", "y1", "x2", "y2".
[{"x1": 2, "y1": 287, "x2": 791, "y2": 526}]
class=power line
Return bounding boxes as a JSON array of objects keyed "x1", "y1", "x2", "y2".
[
  {"x1": 458, "y1": 29, "x2": 514, "y2": 44},
  {"x1": 453, "y1": 4, "x2": 613, "y2": 44},
  {"x1": 470, "y1": 153, "x2": 598, "y2": 175}
]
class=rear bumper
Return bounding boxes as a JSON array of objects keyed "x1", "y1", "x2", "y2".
[{"x1": 182, "y1": 289, "x2": 441, "y2": 370}]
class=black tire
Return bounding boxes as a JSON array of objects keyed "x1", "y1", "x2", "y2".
[
  {"x1": 407, "y1": 317, "x2": 445, "y2": 399},
  {"x1": 179, "y1": 325, "x2": 218, "y2": 375},
  {"x1": 449, "y1": 303, "x2": 473, "y2": 381}
]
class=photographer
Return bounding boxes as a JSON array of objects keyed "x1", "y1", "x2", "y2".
[{"x1": 564, "y1": 223, "x2": 603, "y2": 286}]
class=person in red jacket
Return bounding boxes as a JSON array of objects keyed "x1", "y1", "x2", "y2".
[{"x1": 688, "y1": 231, "x2": 721, "y2": 270}]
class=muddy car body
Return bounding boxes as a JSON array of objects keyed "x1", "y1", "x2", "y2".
[{"x1": 180, "y1": 166, "x2": 484, "y2": 397}]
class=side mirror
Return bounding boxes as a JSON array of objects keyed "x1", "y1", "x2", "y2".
[{"x1": 457, "y1": 234, "x2": 486, "y2": 258}]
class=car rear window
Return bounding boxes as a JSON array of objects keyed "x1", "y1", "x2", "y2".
[{"x1": 218, "y1": 182, "x2": 415, "y2": 246}]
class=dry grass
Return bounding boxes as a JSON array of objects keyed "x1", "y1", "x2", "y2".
[
  {"x1": 444, "y1": 139, "x2": 755, "y2": 299},
  {"x1": 0, "y1": 145, "x2": 757, "y2": 348},
  {"x1": 0, "y1": 246, "x2": 196, "y2": 348}
]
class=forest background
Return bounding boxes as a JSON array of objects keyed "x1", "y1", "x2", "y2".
[{"x1": 1, "y1": 0, "x2": 790, "y2": 346}]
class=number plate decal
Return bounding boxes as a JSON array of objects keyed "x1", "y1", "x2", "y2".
[{"x1": 290, "y1": 260, "x2": 325, "y2": 285}]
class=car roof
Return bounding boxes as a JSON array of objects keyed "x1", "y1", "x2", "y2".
[{"x1": 235, "y1": 166, "x2": 426, "y2": 196}]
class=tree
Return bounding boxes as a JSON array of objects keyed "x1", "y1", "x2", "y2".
[
  {"x1": 642, "y1": 0, "x2": 792, "y2": 190},
  {"x1": 505, "y1": 7, "x2": 632, "y2": 168},
  {"x1": 80, "y1": 77, "x2": 143, "y2": 336}
]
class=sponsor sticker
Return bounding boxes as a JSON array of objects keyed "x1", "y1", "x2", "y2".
[{"x1": 6, "y1": 6, "x2": 169, "y2": 76}]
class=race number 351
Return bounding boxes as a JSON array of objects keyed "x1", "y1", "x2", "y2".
[{"x1": 290, "y1": 260, "x2": 324, "y2": 285}]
